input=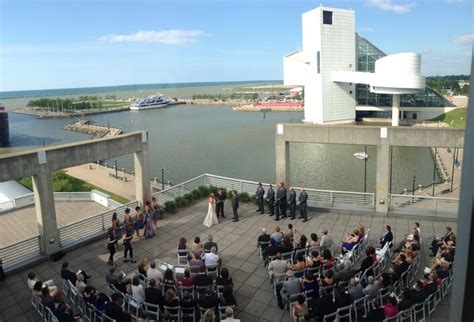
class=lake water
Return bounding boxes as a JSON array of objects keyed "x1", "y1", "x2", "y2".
[{"x1": 1, "y1": 105, "x2": 438, "y2": 193}]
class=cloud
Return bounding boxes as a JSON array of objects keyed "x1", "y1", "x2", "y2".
[
  {"x1": 98, "y1": 30, "x2": 207, "y2": 45},
  {"x1": 454, "y1": 34, "x2": 474, "y2": 46},
  {"x1": 367, "y1": 0, "x2": 415, "y2": 13},
  {"x1": 359, "y1": 27, "x2": 375, "y2": 33}
]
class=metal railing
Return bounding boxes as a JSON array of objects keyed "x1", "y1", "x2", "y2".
[
  {"x1": 53, "y1": 192, "x2": 92, "y2": 202},
  {"x1": 151, "y1": 174, "x2": 207, "y2": 205},
  {"x1": 0, "y1": 236, "x2": 43, "y2": 272},
  {"x1": 204, "y1": 173, "x2": 376, "y2": 212},
  {"x1": 389, "y1": 194, "x2": 459, "y2": 218},
  {"x1": 59, "y1": 201, "x2": 138, "y2": 250}
]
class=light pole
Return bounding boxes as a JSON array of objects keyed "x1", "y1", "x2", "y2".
[
  {"x1": 161, "y1": 169, "x2": 165, "y2": 190},
  {"x1": 364, "y1": 145, "x2": 367, "y2": 193},
  {"x1": 412, "y1": 176, "x2": 416, "y2": 196},
  {"x1": 432, "y1": 148, "x2": 437, "y2": 196}
]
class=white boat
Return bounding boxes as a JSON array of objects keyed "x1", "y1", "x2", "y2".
[
  {"x1": 353, "y1": 152, "x2": 368, "y2": 160},
  {"x1": 130, "y1": 93, "x2": 169, "y2": 110}
]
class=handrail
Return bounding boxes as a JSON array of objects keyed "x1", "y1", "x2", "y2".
[{"x1": 389, "y1": 193, "x2": 459, "y2": 201}]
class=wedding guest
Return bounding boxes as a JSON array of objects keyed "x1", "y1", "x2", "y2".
[
  {"x1": 163, "y1": 268, "x2": 178, "y2": 291},
  {"x1": 379, "y1": 225, "x2": 393, "y2": 248},
  {"x1": 255, "y1": 183, "x2": 265, "y2": 214},
  {"x1": 320, "y1": 229, "x2": 334, "y2": 250},
  {"x1": 123, "y1": 222, "x2": 136, "y2": 263},
  {"x1": 203, "y1": 247, "x2": 220, "y2": 267},
  {"x1": 288, "y1": 187, "x2": 297, "y2": 219},
  {"x1": 147, "y1": 261, "x2": 163, "y2": 284},
  {"x1": 281, "y1": 235, "x2": 294, "y2": 253},
  {"x1": 133, "y1": 206, "x2": 144, "y2": 238},
  {"x1": 131, "y1": 275, "x2": 145, "y2": 304},
  {"x1": 180, "y1": 269, "x2": 193, "y2": 287},
  {"x1": 271, "y1": 226, "x2": 284, "y2": 244},
  {"x1": 266, "y1": 184, "x2": 275, "y2": 216},
  {"x1": 204, "y1": 235, "x2": 218, "y2": 252},
  {"x1": 216, "y1": 267, "x2": 233, "y2": 287},
  {"x1": 298, "y1": 188, "x2": 308, "y2": 222},
  {"x1": 107, "y1": 227, "x2": 117, "y2": 265},
  {"x1": 231, "y1": 190, "x2": 239, "y2": 222},
  {"x1": 138, "y1": 257, "x2": 148, "y2": 277},
  {"x1": 278, "y1": 182, "x2": 288, "y2": 218},
  {"x1": 191, "y1": 236, "x2": 204, "y2": 254},
  {"x1": 308, "y1": 233, "x2": 319, "y2": 248}
]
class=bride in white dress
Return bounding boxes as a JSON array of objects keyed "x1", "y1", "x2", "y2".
[{"x1": 203, "y1": 193, "x2": 218, "y2": 228}]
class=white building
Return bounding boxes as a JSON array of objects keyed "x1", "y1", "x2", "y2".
[{"x1": 284, "y1": 6, "x2": 456, "y2": 125}]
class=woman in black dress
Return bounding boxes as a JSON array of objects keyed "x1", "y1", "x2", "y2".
[{"x1": 106, "y1": 227, "x2": 117, "y2": 265}]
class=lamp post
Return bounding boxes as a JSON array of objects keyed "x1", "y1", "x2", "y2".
[
  {"x1": 412, "y1": 176, "x2": 416, "y2": 196},
  {"x1": 161, "y1": 169, "x2": 165, "y2": 190},
  {"x1": 364, "y1": 145, "x2": 367, "y2": 193},
  {"x1": 432, "y1": 147, "x2": 437, "y2": 196}
]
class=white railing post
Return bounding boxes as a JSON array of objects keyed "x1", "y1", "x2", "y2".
[
  {"x1": 433, "y1": 198, "x2": 438, "y2": 216},
  {"x1": 330, "y1": 192, "x2": 334, "y2": 207},
  {"x1": 240, "y1": 181, "x2": 243, "y2": 193},
  {"x1": 204, "y1": 175, "x2": 209, "y2": 187},
  {"x1": 101, "y1": 213, "x2": 105, "y2": 231}
]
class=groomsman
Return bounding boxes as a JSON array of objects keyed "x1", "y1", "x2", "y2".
[
  {"x1": 298, "y1": 188, "x2": 308, "y2": 222},
  {"x1": 255, "y1": 183, "x2": 265, "y2": 214},
  {"x1": 266, "y1": 184, "x2": 275, "y2": 216},
  {"x1": 274, "y1": 196, "x2": 280, "y2": 221},
  {"x1": 231, "y1": 190, "x2": 239, "y2": 222},
  {"x1": 288, "y1": 187, "x2": 297, "y2": 219},
  {"x1": 216, "y1": 188, "x2": 226, "y2": 219},
  {"x1": 277, "y1": 182, "x2": 288, "y2": 218}
]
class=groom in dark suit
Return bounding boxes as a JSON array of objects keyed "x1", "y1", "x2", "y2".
[
  {"x1": 216, "y1": 188, "x2": 226, "y2": 219},
  {"x1": 231, "y1": 190, "x2": 239, "y2": 222}
]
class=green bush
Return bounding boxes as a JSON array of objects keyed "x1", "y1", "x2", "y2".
[
  {"x1": 226, "y1": 190, "x2": 233, "y2": 199},
  {"x1": 208, "y1": 185, "x2": 218, "y2": 194},
  {"x1": 183, "y1": 193, "x2": 194, "y2": 203},
  {"x1": 197, "y1": 186, "x2": 209, "y2": 197},
  {"x1": 164, "y1": 201, "x2": 177, "y2": 213},
  {"x1": 250, "y1": 195, "x2": 257, "y2": 203},
  {"x1": 175, "y1": 196, "x2": 188, "y2": 207},
  {"x1": 191, "y1": 189, "x2": 201, "y2": 200},
  {"x1": 240, "y1": 192, "x2": 250, "y2": 202}
]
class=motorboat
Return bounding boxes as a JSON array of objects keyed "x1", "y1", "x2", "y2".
[
  {"x1": 130, "y1": 93, "x2": 169, "y2": 110},
  {"x1": 353, "y1": 152, "x2": 368, "y2": 160}
]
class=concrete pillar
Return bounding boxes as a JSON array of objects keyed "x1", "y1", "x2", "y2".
[
  {"x1": 32, "y1": 168, "x2": 60, "y2": 255},
  {"x1": 134, "y1": 132, "x2": 150, "y2": 206},
  {"x1": 391, "y1": 94, "x2": 400, "y2": 127},
  {"x1": 375, "y1": 140, "x2": 390, "y2": 214},
  {"x1": 275, "y1": 125, "x2": 290, "y2": 186}
]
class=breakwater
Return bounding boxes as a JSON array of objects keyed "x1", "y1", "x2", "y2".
[{"x1": 64, "y1": 120, "x2": 122, "y2": 138}]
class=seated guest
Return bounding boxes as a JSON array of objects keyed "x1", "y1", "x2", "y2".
[
  {"x1": 321, "y1": 249, "x2": 335, "y2": 266},
  {"x1": 363, "y1": 276, "x2": 380, "y2": 298},
  {"x1": 202, "y1": 309, "x2": 216, "y2": 322},
  {"x1": 423, "y1": 273, "x2": 439, "y2": 294},
  {"x1": 193, "y1": 266, "x2": 213, "y2": 290},
  {"x1": 320, "y1": 229, "x2": 334, "y2": 250},
  {"x1": 271, "y1": 226, "x2": 284, "y2": 245},
  {"x1": 216, "y1": 267, "x2": 233, "y2": 287},
  {"x1": 83, "y1": 285, "x2": 97, "y2": 304},
  {"x1": 392, "y1": 254, "x2": 409, "y2": 281},
  {"x1": 178, "y1": 237, "x2": 189, "y2": 258},
  {"x1": 114, "y1": 275, "x2": 129, "y2": 294},
  {"x1": 334, "y1": 286, "x2": 352, "y2": 309},
  {"x1": 358, "y1": 225, "x2": 366, "y2": 241},
  {"x1": 398, "y1": 288, "x2": 414, "y2": 311},
  {"x1": 292, "y1": 252, "x2": 306, "y2": 272},
  {"x1": 257, "y1": 228, "x2": 271, "y2": 249},
  {"x1": 268, "y1": 253, "x2": 289, "y2": 281},
  {"x1": 430, "y1": 226, "x2": 454, "y2": 256},
  {"x1": 366, "y1": 300, "x2": 385, "y2": 322},
  {"x1": 181, "y1": 291, "x2": 196, "y2": 322},
  {"x1": 189, "y1": 251, "x2": 205, "y2": 272},
  {"x1": 94, "y1": 293, "x2": 109, "y2": 313},
  {"x1": 204, "y1": 234, "x2": 218, "y2": 252},
  {"x1": 203, "y1": 246, "x2": 220, "y2": 267},
  {"x1": 180, "y1": 269, "x2": 193, "y2": 287},
  {"x1": 198, "y1": 287, "x2": 219, "y2": 314},
  {"x1": 51, "y1": 293, "x2": 74, "y2": 319},
  {"x1": 384, "y1": 296, "x2": 399, "y2": 322},
  {"x1": 106, "y1": 265, "x2": 120, "y2": 285},
  {"x1": 145, "y1": 279, "x2": 164, "y2": 312},
  {"x1": 306, "y1": 251, "x2": 321, "y2": 269},
  {"x1": 309, "y1": 288, "x2": 336, "y2": 320},
  {"x1": 164, "y1": 288, "x2": 180, "y2": 317},
  {"x1": 147, "y1": 261, "x2": 163, "y2": 284},
  {"x1": 131, "y1": 275, "x2": 145, "y2": 304},
  {"x1": 334, "y1": 260, "x2": 357, "y2": 283},
  {"x1": 265, "y1": 238, "x2": 281, "y2": 261},
  {"x1": 321, "y1": 270, "x2": 335, "y2": 287},
  {"x1": 295, "y1": 234, "x2": 308, "y2": 249},
  {"x1": 105, "y1": 293, "x2": 132, "y2": 322},
  {"x1": 27, "y1": 272, "x2": 57, "y2": 293},
  {"x1": 280, "y1": 235, "x2": 294, "y2": 253},
  {"x1": 342, "y1": 229, "x2": 360, "y2": 253},
  {"x1": 348, "y1": 277, "x2": 364, "y2": 301},
  {"x1": 61, "y1": 262, "x2": 90, "y2": 285},
  {"x1": 223, "y1": 307, "x2": 240, "y2": 322},
  {"x1": 138, "y1": 257, "x2": 148, "y2": 277},
  {"x1": 163, "y1": 268, "x2": 178, "y2": 291},
  {"x1": 191, "y1": 236, "x2": 204, "y2": 255},
  {"x1": 280, "y1": 270, "x2": 302, "y2": 309},
  {"x1": 359, "y1": 248, "x2": 375, "y2": 274},
  {"x1": 379, "y1": 225, "x2": 393, "y2": 248},
  {"x1": 286, "y1": 224, "x2": 295, "y2": 242},
  {"x1": 181, "y1": 290, "x2": 195, "y2": 308},
  {"x1": 308, "y1": 233, "x2": 319, "y2": 248},
  {"x1": 412, "y1": 280, "x2": 429, "y2": 304},
  {"x1": 301, "y1": 271, "x2": 319, "y2": 297},
  {"x1": 220, "y1": 285, "x2": 237, "y2": 306},
  {"x1": 291, "y1": 294, "x2": 308, "y2": 321},
  {"x1": 40, "y1": 286, "x2": 54, "y2": 307},
  {"x1": 76, "y1": 273, "x2": 87, "y2": 293}
]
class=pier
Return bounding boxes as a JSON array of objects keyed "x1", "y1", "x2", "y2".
[{"x1": 63, "y1": 119, "x2": 123, "y2": 138}]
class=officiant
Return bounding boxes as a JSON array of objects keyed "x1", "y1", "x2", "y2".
[{"x1": 216, "y1": 188, "x2": 226, "y2": 219}]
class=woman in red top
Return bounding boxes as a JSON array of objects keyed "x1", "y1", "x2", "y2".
[
  {"x1": 384, "y1": 296, "x2": 399, "y2": 322},
  {"x1": 180, "y1": 269, "x2": 193, "y2": 287}
]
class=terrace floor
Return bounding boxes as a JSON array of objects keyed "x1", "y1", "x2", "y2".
[
  {"x1": 0, "y1": 199, "x2": 454, "y2": 321},
  {"x1": 0, "y1": 201, "x2": 109, "y2": 246}
]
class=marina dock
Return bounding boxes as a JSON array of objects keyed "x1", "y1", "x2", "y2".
[{"x1": 64, "y1": 119, "x2": 122, "y2": 138}]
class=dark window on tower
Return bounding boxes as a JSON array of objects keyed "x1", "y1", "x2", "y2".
[{"x1": 323, "y1": 11, "x2": 333, "y2": 25}]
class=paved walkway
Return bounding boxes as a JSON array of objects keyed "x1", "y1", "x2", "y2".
[
  {"x1": 0, "y1": 199, "x2": 454, "y2": 321},
  {"x1": 0, "y1": 201, "x2": 108, "y2": 246}
]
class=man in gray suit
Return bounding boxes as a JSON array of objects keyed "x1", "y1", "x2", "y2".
[
  {"x1": 231, "y1": 190, "x2": 239, "y2": 222},
  {"x1": 288, "y1": 187, "x2": 297, "y2": 219},
  {"x1": 266, "y1": 185, "x2": 275, "y2": 216},
  {"x1": 280, "y1": 270, "x2": 302, "y2": 310},
  {"x1": 298, "y1": 188, "x2": 308, "y2": 222},
  {"x1": 277, "y1": 182, "x2": 288, "y2": 218},
  {"x1": 255, "y1": 183, "x2": 265, "y2": 214}
]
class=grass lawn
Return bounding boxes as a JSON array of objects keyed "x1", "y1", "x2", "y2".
[
  {"x1": 431, "y1": 108, "x2": 467, "y2": 128},
  {"x1": 19, "y1": 171, "x2": 129, "y2": 204}
]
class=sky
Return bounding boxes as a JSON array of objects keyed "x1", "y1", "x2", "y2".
[{"x1": 0, "y1": 0, "x2": 472, "y2": 91}]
